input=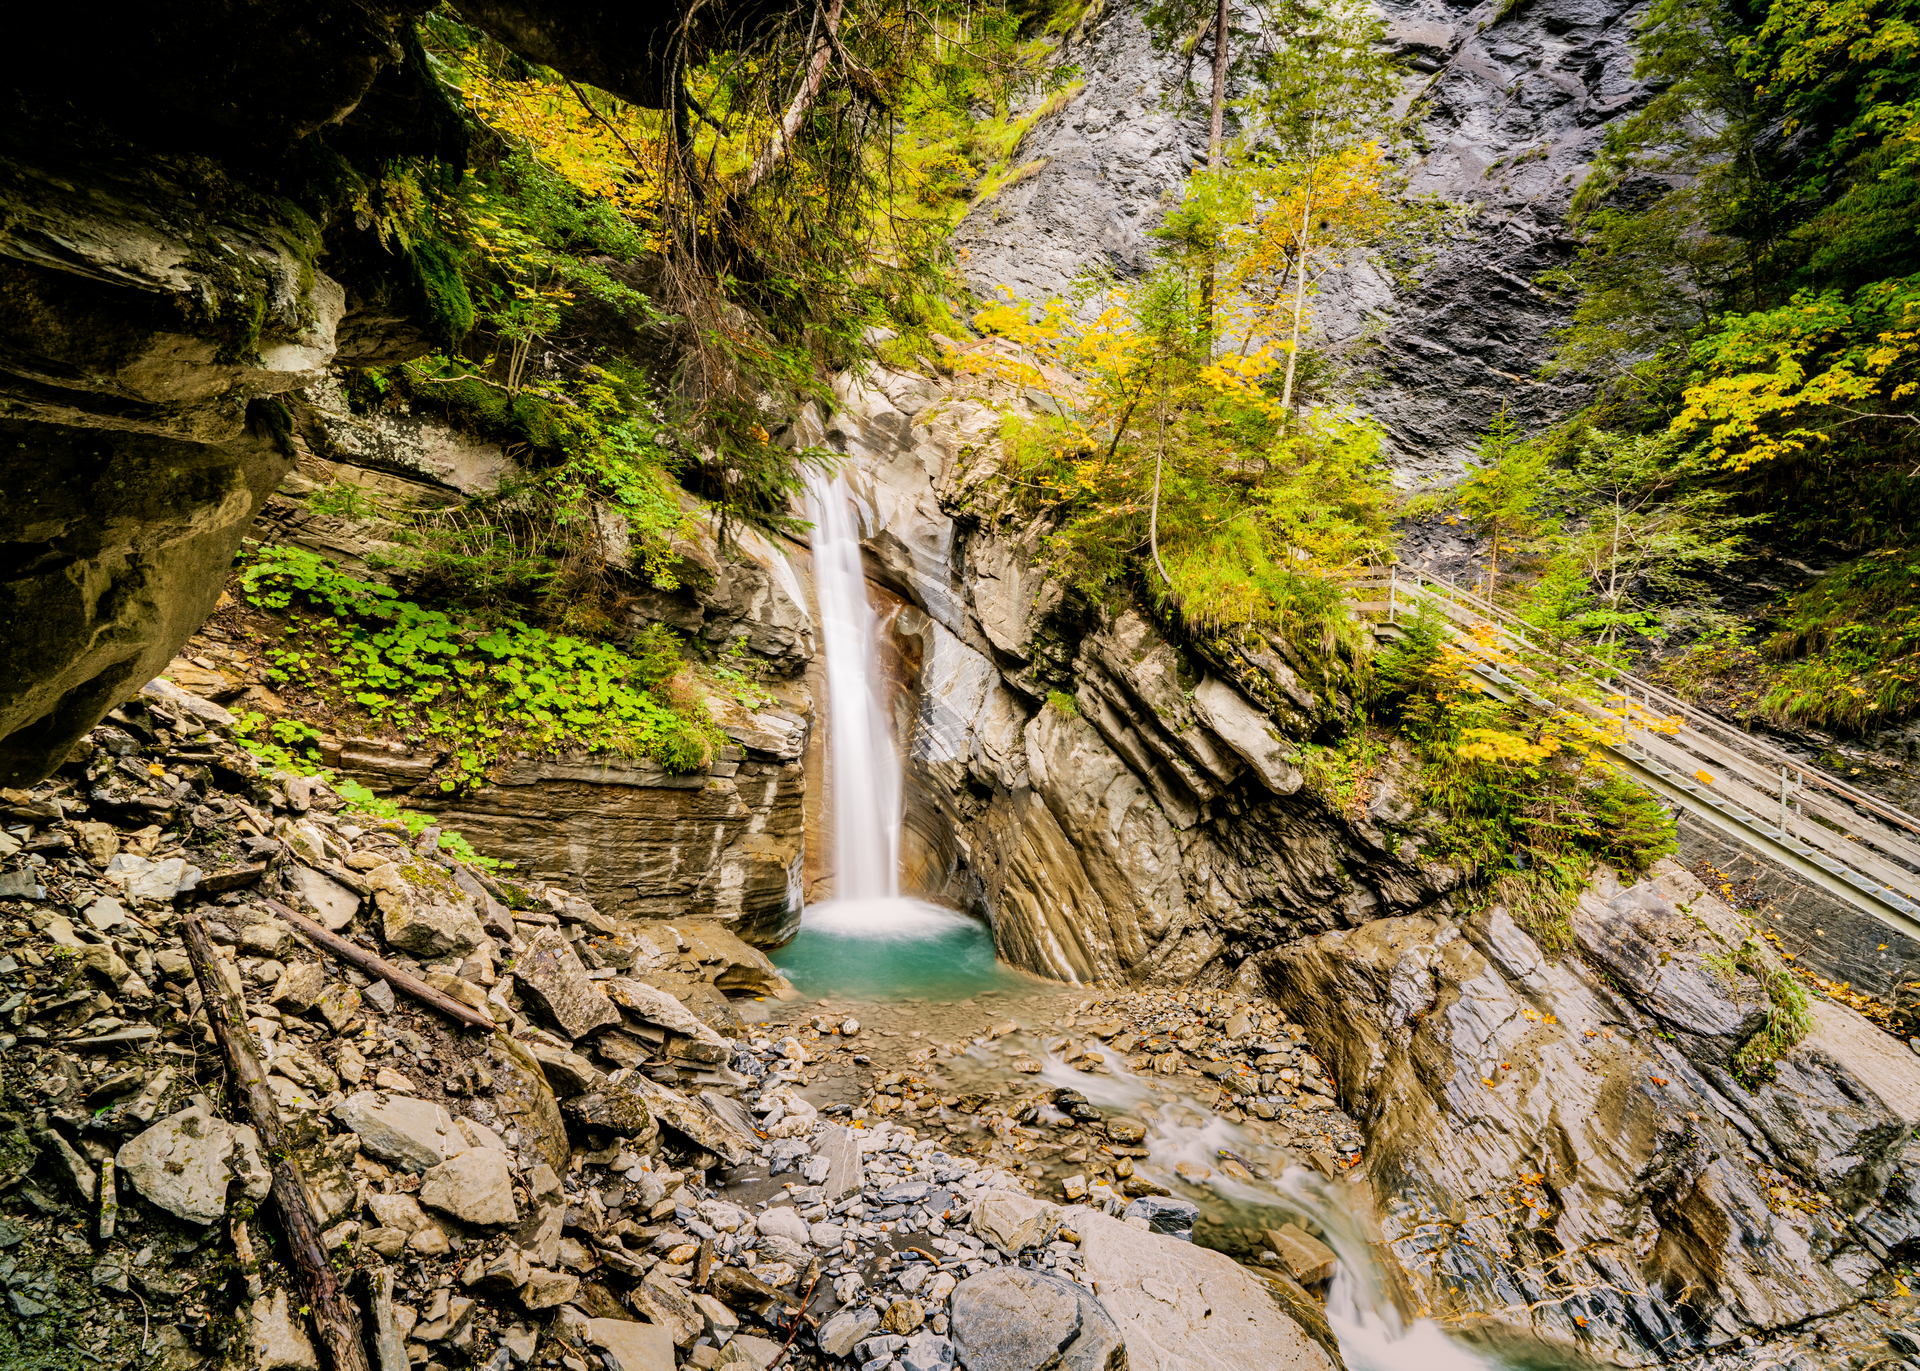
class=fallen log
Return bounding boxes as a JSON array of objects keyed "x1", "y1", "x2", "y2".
[
  {"x1": 261, "y1": 897, "x2": 495, "y2": 1031},
  {"x1": 180, "y1": 910, "x2": 372, "y2": 1371}
]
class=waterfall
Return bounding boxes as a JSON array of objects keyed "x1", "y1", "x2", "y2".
[{"x1": 806, "y1": 469, "x2": 902, "y2": 901}]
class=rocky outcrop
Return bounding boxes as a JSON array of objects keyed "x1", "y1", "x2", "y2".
[
  {"x1": 0, "y1": 2, "x2": 461, "y2": 784},
  {"x1": 824, "y1": 363, "x2": 1459, "y2": 983},
  {"x1": 1252, "y1": 860, "x2": 1920, "y2": 1363},
  {"x1": 954, "y1": 0, "x2": 1655, "y2": 478}
]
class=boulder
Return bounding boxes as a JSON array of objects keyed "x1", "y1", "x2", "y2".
[
  {"x1": 816, "y1": 1306, "x2": 881, "y2": 1358},
  {"x1": 529, "y1": 1041, "x2": 602, "y2": 1097},
  {"x1": 562, "y1": 1084, "x2": 655, "y2": 1142},
  {"x1": 970, "y1": 1190, "x2": 1062, "y2": 1252},
  {"x1": 753, "y1": 1207, "x2": 811, "y2": 1245},
  {"x1": 1263, "y1": 1225, "x2": 1337, "y2": 1286},
  {"x1": 367, "y1": 1193, "x2": 431, "y2": 1236},
  {"x1": 813, "y1": 1124, "x2": 865, "y2": 1201},
  {"x1": 370, "y1": 859, "x2": 487, "y2": 958},
  {"x1": 490, "y1": 1033, "x2": 572, "y2": 1173},
  {"x1": 419, "y1": 1147, "x2": 518, "y2": 1227},
  {"x1": 251, "y1": 1289, "x2": 320, "y2": 1371},
  {"x1": 624, "y1": 1072, "x2": 753, "y2": 1164},
  {"x1": 629, "y1": 1268, "x2": 704, "y2": 1345},
  {"x1": 288, "y1": 864, "x2": 361, "y2": 931},
  {"x1": 521, "y1": 1268, "x2": 578, "y2": 1310},
  {"x1": 1077, "y1": 1212, "x2": 1336, "y2": 1371},
  {"x1": 948, "y1": 1267, "x2": 1123, "y2": 1371},
  {"x1": 1121, "y1": 1196, "x2": 1198, "y2": 1242},
  {"x1": 587, "y1": 1318, "x2": 674, "y2": 1371},
  {"x1": 116, "y1": 1102, "x2": 271, "y2": 1226},
  {"x1": 271, "y1": 962, "x2": 325, "y2": 1013},
  {"x1": 331, "y1": 1093, "x2": 459, "y2": 1173},
  {"x1": 516, "y1": 927, "x2": 622, "y2": 1039}
]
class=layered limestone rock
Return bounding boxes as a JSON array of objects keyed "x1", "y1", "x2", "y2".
[
  {"x1": 822, "y1": 364, "x2": 1459, "y2": 983},
  {"x1": 1251, "y1": 860, "x2": 1920, "y2": 1363}
]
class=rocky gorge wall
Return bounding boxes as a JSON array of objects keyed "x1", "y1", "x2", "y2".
[
  {"x1": 0, "y1": 1, "x2": 476, "y2": 786},
  {"x1": 954, "y1": 0, "x2": 1650, "y2": 483},
  {"x1": 160, "y1": 377, "x2": 824, "y2": 947}
]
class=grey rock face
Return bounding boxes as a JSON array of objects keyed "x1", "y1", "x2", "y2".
[
  {"x1": 953, "y1": 4, "x2": 1202, "y2": 311},
  {"x1": 951, "y1": 0, "x2": 1655, "y2": 481},
  {"x1": 1255, "y1": 862, "x2": 1920, "y2": 1361},
  {"x1": 0, "y1": 3, "x2": 442, "y2": 787},
  {"x1": 115, "y1": 1102, "x2": 270, "y2": 1226},
  {"x1": 948, "y1": 1267, "x2": 1125, "y2": 1371}
]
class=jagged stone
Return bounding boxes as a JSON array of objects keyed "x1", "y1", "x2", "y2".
[
  {"x1": 587, "y1": 1318, "x2": 674, "y2": 1371},
  {"x1": 370, "y1": 858, "x2": 487, "y2": 958},
  {"x1": 271, "y1": 962, "x2": 325, "y2": 1013},
  {"x1": 623, "y1": 1072, "x2": 753, "y2": 1164},
  {"x1": 419, "y1": 1147, "x2": 518, "y2": 1227},
  {"x1": 970, "y1": 1191, "x2": 1062, "y2": 1252},
  {"x1": 948, "y1": 1268, "x2": 1122, "y2": 1371},
  {"x1": 1078, "y1": 1212, "x2": 1334, "y2": 1371},
  {"x1": 562, "y1": 1084, "x2": 654, "y2": 1140},
  {"x1": 816, "y1": 1306, "x2": 881, "y2": 1358},
  {"x1": 1264, "y1": 1225, "x2": 1337, "y2": 1286},
  {"x1": 288, "y1": 864, "x2": 362, "y2": 930},
  {"x1": 331, "y1": 1092, "x2": 459, "y2": 1173},
  {"x1": 251, "y1": 1289, "x2": 320, "y2": 1371},
  {"x1": 516, "y1": 927, "x2": 622, "y2": 1039},
  {"x1": 116, "y1": 1102, "x2": 270, "y2": 1226},
  {"x1": 529, "y1": 1041, "x2": 602, "y2": 1097}
]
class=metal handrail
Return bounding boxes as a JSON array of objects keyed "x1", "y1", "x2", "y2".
[
  {"x1": 1352, "y1": 565, "x2": 1920, "y2": 840},
  {"x1": 1342, "y1": 564, "x2": 1920, "y2": 940}
]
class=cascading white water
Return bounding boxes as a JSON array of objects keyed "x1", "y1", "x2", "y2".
[
  {"x1": 805, "y1": 469, "x2": 903, "y2": 901},
  {"x1": 1012, "y1": 1045, "x2": 1506, "y2": 1371}
]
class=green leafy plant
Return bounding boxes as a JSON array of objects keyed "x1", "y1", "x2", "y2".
[{"x1": 237, "y1": 545, "x2": 723, "y2": 791}]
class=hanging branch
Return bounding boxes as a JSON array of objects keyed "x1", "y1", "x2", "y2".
[
  {"x1": 180, "y1": 911, "x2": 371, "y2": 1371},
  {"x1": 739, "y1": 0, "x2": 845, "y2": 196}
]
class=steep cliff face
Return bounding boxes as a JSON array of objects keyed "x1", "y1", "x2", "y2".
[
  {"x1": 953, "y1": 0, "x2": 1651, "y2": 479},
  {"x1": 820, "y1": 353, "x2": 1920, "y2": 1359},
  {"x1": 0, "y1": 2, "x2": 461, "y2": 785},
  {"x1": 163, "y1": 394, "x2": 818, "y2": 946}
]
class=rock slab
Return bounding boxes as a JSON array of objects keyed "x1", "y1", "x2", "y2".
[
  {"x1": 1077, "y1": 1211, "x2": 1336, "y2": 1371},
  {"x1": 116, "y1": 1102, "x2": 270, "y2": 1226},
  {"x1": 948, "y1": 1267, "x2": 1124, "y2": 1371}
]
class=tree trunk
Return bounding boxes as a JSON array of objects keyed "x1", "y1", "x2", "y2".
[
  {"x1": 1278, "y1": 166, "x2": 1315, "y2": 413},
  {"x1": 181, "y1": 912, "x2": 372, "y2": 1371},
  {"x1": 1200, "y1": 0, "x2": 1229, "y2": 341},
  {"x1": 738, "y1": 0, "x2": 845, "y2": 196},
  {"x1": 1208, "y1": 0, "x2": 1229, "y2": 165}
]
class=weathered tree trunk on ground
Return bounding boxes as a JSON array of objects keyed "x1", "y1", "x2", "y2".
[
  {"x1": 262, "y1": 898, "x2": 496, "y2": 1031},
  {"x1": 180, "y1": 910, "x2": 373, "y2": 1371}
]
